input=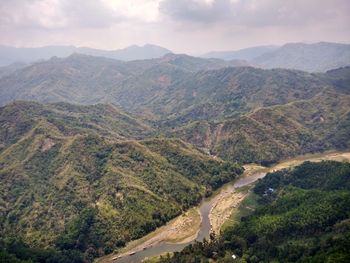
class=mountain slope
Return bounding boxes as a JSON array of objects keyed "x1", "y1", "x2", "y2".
[
  {"x1": 0, "y1": 101, "x2": 152, "y2": 152},
  {"x1": 253, "y1": 42, "x2": 350, "y2": 72},
  {"x1": 1, "y1": 58, "x2": 349, "y2": 165},
  {"x1": 0, "y1": 101, "x2": 242, "y2": 262},
  {"x1": 0, "y1": 53, "x2": 249, "y2": 108},
  {"x1": 0, "y1": 63, "x2": 28, "y2": 79},
  {"x1": 169, "y1": 88, "x2": 350, "y2": 164},
  {"x1": 322, "y1": 66, "x2": 350, "y2": 94},
  {"x1": 150, "y1": 66, "x2": 330, "y2": 124}
]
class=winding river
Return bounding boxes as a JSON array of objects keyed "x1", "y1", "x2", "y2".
[
  {"x1": 112, "y1": 172, "x2": 266, "y2": 263},
  {"x1": 107, "y1": 151, "x2": 350, "y2": 263}
]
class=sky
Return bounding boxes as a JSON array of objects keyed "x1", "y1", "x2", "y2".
[{"x1": 0, "y1": 0, "x2": 349, "y2": 54}]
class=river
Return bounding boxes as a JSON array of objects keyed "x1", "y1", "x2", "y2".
[
  {"x1": 112, "y1": 172, "x2": 266, "y2": 263},
  {"x1": 107, "y1": 151, "x2": 350, "y2": 263}
]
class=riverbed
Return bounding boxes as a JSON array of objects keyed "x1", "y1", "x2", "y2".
[
  {"x1": 106, "y1": 172, "x2": 266, "y2": 263},
  {"x1": 101, "y1": 151, "x2": 350, "y2": 263}
]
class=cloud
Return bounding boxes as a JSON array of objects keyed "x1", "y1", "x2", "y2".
[
  {"x1": 0, "y1": 0, "x2": 349, "y2": 53},
  {"x1": 0, "y1": 0, "x2": 122, "y2": 30},
  {"x1": 101, "y1": 0, "x2": 162, "y2": 23},
  {"x1": 159, "y1": 0, "x2": 350, "y2": 28},
  {"x1": 60, "y1": 0, "x2": 122, "y2": 28},
  {"x1": 159, "y1": 0, "x2": 231, "y2": 24}
]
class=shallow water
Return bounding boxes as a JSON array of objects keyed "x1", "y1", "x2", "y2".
[
  {"x1": 111, "y1": 150, "x2": 350, "y2": 262},
  {"x1": 113, "y1": 172, "x2": 266, "y2": 263}
]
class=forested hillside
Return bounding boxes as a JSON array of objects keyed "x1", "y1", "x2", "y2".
[
  {"x1": 0, "y1": 53, "x2": 247, "y2": 108},
  {"x1": 170, "y1": 88, "x2": 350, "y2": 163},
  {"x1": 0, "y1": 101, "x2": 242, "y2": 262},
  {"x1": 162, "y1": 67, "x2": 350, "y2": 163},
  {"x1": 158, "y1": 161, "x2": 350, "y2": 262},
  {"x1": 0, "y1": 56, "x2": 349, "y2": 164},
  {"x1": 0, "y1": 50, "x2": 349, "y2": 263}
]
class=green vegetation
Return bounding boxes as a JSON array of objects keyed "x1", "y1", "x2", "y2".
[
  {"x1": 157, "y1": 161, "x2": 350, "y2": 262},
  {"x1": 0, "y1": 54, "x2": 349, "y2": 262},
  {"x1": 170, "y1": 88, "x2": 350, "y2": 163},
  {"x1": 1, "y1": 54, "x2": 349, "y2": 164},
  {"x1": 0, "y1": 102, "x2": 242, "y2": 262},
  {"x1": 157, "y1": 67, "x2": 350, "y2": 164},
  {"x1": 221, "y1": 190, "x2": 259, "y2": 232}
]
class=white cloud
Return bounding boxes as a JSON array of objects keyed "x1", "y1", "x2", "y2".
[
  {"x1": 159, "y1": 0, "x2": 350, "y2": 27},
  {"x1": 0, "y1": 0, "x2": 349, "y2": 53},
  {"x1": 0, "y1": 0, "x2": 123, "y2": 29},
  {"x1": 101, "y1": 0, "x2": 161, "y2": 22}
]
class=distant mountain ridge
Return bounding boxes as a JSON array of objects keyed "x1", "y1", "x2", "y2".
[
  {"x1": 0, "y1": 51, "x2": 349, "y2": 164},
  {"x1": 204, "y1": 42, "x2": 350, "y2": 72},
  {"x1": 202, "y1": 45, "x2": 278, "y2": 61},
  {"x1": 0, "y1": 44, "x2": 172, "y2": 66},
  {"x1": 254, "y1": 42, "x2": 350, "y2": 72},
  {"x1": 0, "y1": 53, "x2": 251, "y2": 108},
  {"x1": 2, "y1": 42, "x2": 350, "y2": 72}
]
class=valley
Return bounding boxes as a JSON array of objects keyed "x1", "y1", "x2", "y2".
[
  {"x1": 1, "y1": 0, "x2": 350, "y2": 262},
  {"x1": 153, "y1": 155, "x2": 350, "y2": 263},
  {"x1": 0, "y1": 42, "x2": 349, "y2": 263},
  {"x1": 100, "y1": 151, "x2": 350, "y2": 263}
]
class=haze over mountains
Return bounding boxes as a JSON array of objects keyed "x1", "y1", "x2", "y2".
[
  {"x1": 253, "y1": 42, "x2": 350, "y2": 72},
  {"x1": 202, "y1": 45, "x2": 279, "y2": 61},
  {"x1": 1, "y1": 42, "x2": 350, "y2": 73},
  {"x1": 0, "y1": 44, "x2": 172, "y2": 66},
  {"x1": 204, "y1": 42, "x2": 350, "y2": 72}
]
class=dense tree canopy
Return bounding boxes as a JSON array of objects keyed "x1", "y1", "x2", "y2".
[{"x1": 157, "y1": 161, "x2": 350, "y2": 263}]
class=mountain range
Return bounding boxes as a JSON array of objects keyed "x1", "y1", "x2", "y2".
[
  {"x1": 204, "y1": 42, "x2": 350, "y2": 72},
  {"x1": 0, "y1": 53, "x2": 349, "y2": 165},
  {"x1": 0, "y1": 53, "x2": 249, "y2": 108},
  {"x1": 1, "y1": 42, "x2": 350, "y2": 72},
  {"x1": 0, "y1": 44, "x2": 172, "y2": 66},
  {"x1": 202, "y1": 45, "x2": 279, "y2": 61},
  {"x1": 253, "y1": 42, "x2": 350, "y2": 72},
  {"x1": 0, "y1": 42, "x2": 350, "y2": 262}
]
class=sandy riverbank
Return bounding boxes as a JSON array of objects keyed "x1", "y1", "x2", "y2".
[
  {"x1": 100, "y1": 208, "x2": 201, "y2": 262},
  {"x1": 208, "y1": 150, "x2": 350, "y2": 235},
  {"x1": 209, "y1": 191, "x2": 247, "y2": 234},
  {"x1": 99, "y1": 150, "x2": 350, "y2": 262}
]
